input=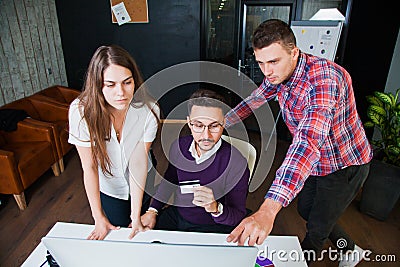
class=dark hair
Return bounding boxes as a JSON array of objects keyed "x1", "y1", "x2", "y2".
[
  {"x1": 252, "y1": 19, "x2": 296, "y2": 53},
  {"x1": 187, "y1": 89, "x2": 227, "y2": 115}
]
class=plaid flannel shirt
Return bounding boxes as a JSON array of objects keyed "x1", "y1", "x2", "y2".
[{"x1": 225, "y1": 52, "x2": 373, "y2": 207}]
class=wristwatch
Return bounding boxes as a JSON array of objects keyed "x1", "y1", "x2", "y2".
[{"x1": 212, "y1": 202, "x2": 223, "y2": 217}]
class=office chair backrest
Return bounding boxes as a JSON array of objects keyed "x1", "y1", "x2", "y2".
[{"x1": 221, "y1": 135, "x2": 257, "y2": 182}]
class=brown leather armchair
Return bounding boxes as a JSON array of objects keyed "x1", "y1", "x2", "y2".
[
  {"x1": 1, "y1": 97, "x2": 71, "y2": 172},
  {"x1": 0, "y1": 121, "x2": 60, "y2": 210},
  {"x1": 32, "y1": 85, "x2": 81, "y2": 107}
]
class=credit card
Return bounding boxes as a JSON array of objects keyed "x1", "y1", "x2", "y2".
[{"x1": 179, "y1": 180, "x2": 200, "y2": 194}]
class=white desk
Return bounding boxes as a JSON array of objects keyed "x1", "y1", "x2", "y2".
[{"x1": 22, "y1": 222, "x2": 307, "y2": 267}]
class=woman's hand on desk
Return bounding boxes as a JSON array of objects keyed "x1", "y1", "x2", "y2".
[
  {"x1": 88, "y1": 216, "x2": 120, "y2": 240},
  {"x1": 128, "y1": 218, "x2": 149, "y2": 239}
]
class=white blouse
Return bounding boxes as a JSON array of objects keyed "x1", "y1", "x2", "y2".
[{"x1": 68, "y1": 98, "x2": 159, "y2": 200}]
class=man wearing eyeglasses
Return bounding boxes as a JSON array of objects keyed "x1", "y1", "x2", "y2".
[{"x1": 141, "y1": 89, "x2": 250, "y2": 233}]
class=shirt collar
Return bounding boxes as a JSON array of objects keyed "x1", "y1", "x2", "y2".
[
  {"x1": 283, "y1": 51, "x2": 307, "y2": 91},
  {"x1": 111, "y1": 104, "x2": 139, "y2": 142},
  {"x1": 189, "y1": 138, "x2": 222, "y2": 164}
]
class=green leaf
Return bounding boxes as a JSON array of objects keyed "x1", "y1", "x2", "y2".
[
  {"x1": 375, "y1": 91, "x2": 392, "y2": 106},
  {"x1": 388, "y1": 146, "x2": 400, "y2": 156},
  {"x1": 367, "y1": 108, "x2": 385, "y2": 125},
  {"x1": 369, "y1": 105, "x2": 386, "y2": 117},
  {"x1": 395, "y1": 88, "x2": 400, "y2": 103},
  {"x1": 366, "y1": 95, "x2": 383, "y2": 107},
  {"x1": 389, "y1": 94, "x2": 396, "y2": 106},
  {"x1": 364, "y1": 121, "x2": 375, "y2": 128},
  {"x1": 368, "y1": 113, "x2": 380, "y2": 125}
]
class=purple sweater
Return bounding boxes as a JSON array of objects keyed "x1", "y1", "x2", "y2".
[{"x1": 151, "y1": 135, "x2": 249, "y2": 226}]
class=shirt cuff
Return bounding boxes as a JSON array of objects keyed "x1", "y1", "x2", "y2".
[{"x1": 211, "y1": 202, "x2": 223, "y2": 217}]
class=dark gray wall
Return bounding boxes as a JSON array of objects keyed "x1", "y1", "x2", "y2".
[
  {"x1": 385, "y1": 29, "x2": 400, "y2": 95},
  {"x1": 343, "y1": 2, "x2": 400, "y2": 138},
  {"x1": 55, "y1": 0, "x2": 201, "y2": 116},
  {"x1": 55, "y1": 0, "x2": 400, "y2": 126}
]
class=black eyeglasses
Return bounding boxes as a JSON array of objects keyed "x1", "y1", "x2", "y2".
[{"x1": 188, "y1": 120, "x2": 224, "y2": 133}]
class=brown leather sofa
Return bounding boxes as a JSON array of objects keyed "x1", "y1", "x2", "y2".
[
  {"x1": 0, "y1": 120, "x2": 60, "y2": 210},
  {"x1": 0, "y1": 96, "x2": 71, "y2": 172},
  {"x1": 31, "y1": 85, "x2": 81, "y2": 107}
]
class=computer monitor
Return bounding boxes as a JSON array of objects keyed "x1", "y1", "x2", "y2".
[{"x1": 42, "y1": 236, "x2": 259, "y2": 267}]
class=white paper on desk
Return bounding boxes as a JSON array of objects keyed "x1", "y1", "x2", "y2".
[{"x1": 111, "y1": 2, "x2": 131, "y2": 25}]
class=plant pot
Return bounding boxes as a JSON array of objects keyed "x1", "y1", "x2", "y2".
[{"x1": 360, "y1": 159, "x2": 400, "y2": 221}]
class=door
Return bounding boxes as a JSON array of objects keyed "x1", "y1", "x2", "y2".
[{"x1": 238, "y1": 1, "x2": 296, "y2": 86}]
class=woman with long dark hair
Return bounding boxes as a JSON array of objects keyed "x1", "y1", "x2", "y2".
[{"x1": 68, "y1": 45, "x2": 159, "y2": 239}]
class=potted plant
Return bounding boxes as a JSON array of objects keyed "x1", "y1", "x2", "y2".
[{"x1": 360, "y1": 88, "x2": 400, "y2": 221}]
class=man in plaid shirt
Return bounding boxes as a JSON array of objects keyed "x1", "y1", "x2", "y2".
[{"x1": 226, "y1": 19, "x2": 372, "y2": 266}]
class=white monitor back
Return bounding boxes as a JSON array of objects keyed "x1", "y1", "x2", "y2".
[{"x1": 42, "y1": 236, "x2": 258, "y2": 267}]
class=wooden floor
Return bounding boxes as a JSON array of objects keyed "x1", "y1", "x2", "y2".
[{"x1": 0, "y1": 135, "x2": 399, "y2": 267}]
